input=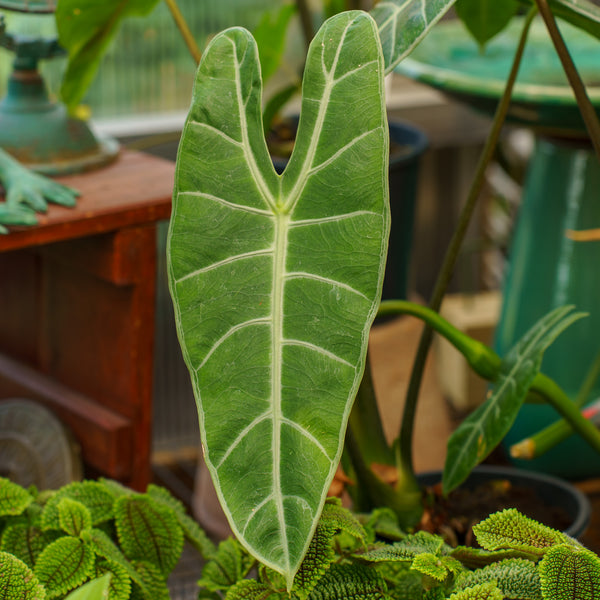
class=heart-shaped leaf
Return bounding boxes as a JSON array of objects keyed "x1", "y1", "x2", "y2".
[
  {"x1": 168, "y1": 11, "x2": 389, "y2": 585},
  {"x1": 370, "y1": 0, "x2": 457, "y2": 74}
]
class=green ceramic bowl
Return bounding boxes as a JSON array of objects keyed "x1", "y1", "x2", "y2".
[{"x1": 396, "y1": 17, "x2": 600, "y2": 138}]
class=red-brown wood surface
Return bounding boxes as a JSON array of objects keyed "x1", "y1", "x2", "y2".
[
  {"x1": 0, "y1": 150, "x2": 174, "y2": 252},
  {"x1": 0, "y1": 150, "x2": 175, "y2": 489}
]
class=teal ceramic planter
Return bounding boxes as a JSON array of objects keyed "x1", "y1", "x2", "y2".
[{"x1": 496, "y1": 137, "x2": 600, "y2": 479}]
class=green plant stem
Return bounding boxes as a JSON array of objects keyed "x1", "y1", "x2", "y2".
[
  {"x1": 163, "y1": 0, "x2": 202, "y2": 65},
  {"x1": 534, "y1": 0, "x2": 600, "y2": 160},
  {"x1": 348, "y1": 350, "x2": 395, "y2": 467},
  {"x1": 296, "y1": 0, "x2": 315, "y2": 51},
  {"x1": 378, "y1": 300, "x2": 501, "y2": 380},
  {"x1": 529, "y1": 372, "x2": 600, "y2": 455},
  {"x1": 396, "y1": 7, "x2": 538, "y2": 475}
]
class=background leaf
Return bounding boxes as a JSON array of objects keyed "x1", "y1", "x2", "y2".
[
  {"x1": 168, "y1": 12, "x2": 388, "y2": 584},
  {"x1": 443, "y1": 306, "x2": 585, "y2": 493},
  {"x1": 63, "y1": 574, "x2": 111, "y2": 600},
  {"x1": 56, "y1": 0, "x2": 162, "y2": 112},
  {"x1": 455, "y1": 0, "x2": 520, "y2": 47},
  {"x1": 370, "y1": 0, "x2": 457, "y2": 74},
  {"x1": 519, "y1": 0, "x2": 600, "y2": 40},
  {"x1": 0, "y1": 477, "x2": 33, "y2": 517}
]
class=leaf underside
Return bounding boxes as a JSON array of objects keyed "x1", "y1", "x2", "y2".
[{"x1": 168, "y1": 11, "x2": 389, "y2": 584}]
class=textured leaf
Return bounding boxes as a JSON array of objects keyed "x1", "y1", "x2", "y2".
[
  {"x1": 448, "y1": 582, "x2": 503, "y2": 600},
  {"x1": 0, "y1": 551, "x2": 45, "y2": 600},
  {"x1": 1, "y1": 523, "x2": 61, "y2": 568},
  {"x1": 473, "y1": 509, "x2": 568, "y2": 556},
  {"x1": 63, "y1": 574, "x2": 110, "y2": 600},
  {"x1": 42, "y1": 482, "x2": 115, "y2": 530},
  {"x1": 130, "y1": 561, "x2": 169, "y2": 600},
  {"x1": 167, "y1": 12, "x2": 389, "y2": 585},
  {"x1": 539, "y1": 544, "x2": 600, "y2": 599},
  {"x1": 457, "y1": 558, "x2": 541, "y2": 600},
  {"x1": 114, "y1": 495, "x2": 183, "y2": 576},
  {"x1": 361, "y1": 531, "x2": 452, "y2": 563},
  {"x1": 363, "y1": 507, "x2": 405, "y2": 542},
  {"x1": 320, "y1": 500, "x2": 367, "y2": 543},
  {"x1": 58, "y1": 499, "x2": 92, "y2": 537},
  {"x1": 451, "y1": 546, "x2": 539, "y2": 569},
  {"x1": 34, "y1": 537, "x2": 96, "y2": 598},
  {"x1": 292, "y1": 521, "x2": 337, "y2": 600},
  {"x1": 455, "y1": 0, "x2": 519, "y2": 46},
  {"x1": 81, "y1": 528, "x2": 144, "y2": 590},
  {"x1": 198, "y1": 538, "x2": 255, "y2": 592},
  {"x1": 444, "y1": 306, "x2": 585, "y2": 493},
  {"x1": 91, "y1": 559, "x2": 131, "y2": 600},
  {"x1": 0, "y1": 477, "x2": 33, "y2": 517},
  {"x1": 411, "y1": 553, "x2": 450, "y2": 581},
  {"x1": 370, "y1": 0, "x2": 456, "y2": 74},
  {"x1": 56, "y1": 0, "x2": 162, "y2": 111},
  {"x1": 308, "y1": 563, "x2": 387, "y2": 599},
  {"x1": 225, "y1": 580, "x2": 287, "y2": 600},
  {"x1": 146, "y1": 484, "x2": 216, "y2": 559}
]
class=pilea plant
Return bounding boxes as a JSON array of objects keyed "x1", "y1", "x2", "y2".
[
  {"x1": 166, "y1": 0, "x2": 600, "y2": 589},
  {"x1": 196, "y1": 500, "x2": 600, "y2": 599},
  {"x1": 0, "y1": 476, "x2": 215, "y2": 600}
]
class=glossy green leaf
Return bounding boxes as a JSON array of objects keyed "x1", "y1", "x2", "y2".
[
  {"x1": 370, "y1": 0, "x2": 457, "y2": 74},
  {"x1": 443, "y1": 306, "x2": 585, "y2": 493},
  {"x1": 63, "y1": 574, "x2": 111, "y2": 600},
  {"x1": 56, "y1": 0, "x2": 161, "y2": 112},
  {"x1": 455, "y1": 0, "x2": 520, "y2": 46},
  {"x1": 0, "y1": 551, "x2": 45, "y2": 600},
  {"x1": 168, "y1": 11, "x2": 388, "y2": 585}
]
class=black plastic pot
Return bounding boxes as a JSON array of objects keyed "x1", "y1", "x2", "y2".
[
  {"x1": 417, "y1": 465, "x2": 591, "y2": 539},
  {"x1": 272, "y1": 118, "x2": 428, "y2": 301}
]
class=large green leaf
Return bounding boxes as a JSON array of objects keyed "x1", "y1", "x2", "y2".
[
  {"x1": 56, "y1": 0, "x2": 161, "y2": 112},
  {"x1": 455, "y1": 0, "x2": 520, "y2": 47},
  {"x1": 370, "y1": 0, "x2": 457, "y2": 74},
  {"x1": 167, "y1": 11, "x2": 389, "y2": 585},
  {"x1": 443, "y1": 306, "x2": 585, "y2": 493}
]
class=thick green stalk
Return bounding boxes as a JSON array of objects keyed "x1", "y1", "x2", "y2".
[
  {"x1": 534, "y1": 0, "x2": 600, "y2": 160},
  {"x1": 163, "y1": 0, "x2": 202, "y2": 65},
  {"x1": 295, "y1": 0, "x2": 315, "y2": 51},
  {"x1": 396, "y1": 7, "x2": 538, "y2": 476},
  {"x1": 348, "y1": 350, "x2": 395, "y2": 467},
  {"x1": 529, "y1": 373, "x2": 600, "y2": 455}
]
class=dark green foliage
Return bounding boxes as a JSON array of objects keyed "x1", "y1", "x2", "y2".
[
  {"x1": 363, "y1": 508, "x2": 405, "y2": 542},
  {"x1": 198, "y1": 538, "x2": 256, "y2": 592},
  {"x1": 225, "y1": 580, "x2": 288, "y2": 599},
  {"x1": 114, "y1": 494, "x2": 184, "y2": 575},
  {"x1": 308, "y1": 563, "x2": 387, "y2": 599},
  {"x1": 146, "y1": 484, "x2": 217, "y2": 559},
  {"x1": 0, "y1": 478, "x2": 204, "y2": 599}
]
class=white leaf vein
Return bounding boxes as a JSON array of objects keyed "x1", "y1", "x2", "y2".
[
  {"x1": 175, "y1": 248, "x2": 273, "y2": 283},
  {"x1": 290, "y1": 210, "x2": 379, "y2": 227},
  {"x1": 178, "y1": 191, "x2": 273, "y2": 217},
  {"x1": 284, "y1": 339, "x2": 354, "y2": 368},
  {"x1": 188, "y1": 119, "x2": 242, "y2": 147},
  {"x1": 286, "y1": 272, "x2": 369, "y2": 301},
  {"x1": 196, "y1": 317, "x2": 271, "y2": 372},
  {"x1": 309, "y1": 129, "x2": 378, "y2": 176},
  {"x1": 281, "y1": 417, "x2": 332, "y2": 460}
]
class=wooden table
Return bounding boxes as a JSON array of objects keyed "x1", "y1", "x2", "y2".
[{"x1": 0, "y1": 150, "x2": 175, "y2": 490}]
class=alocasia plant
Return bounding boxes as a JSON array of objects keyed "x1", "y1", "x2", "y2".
[{"x1": 168, "y1": 11, "x2": 389, "y2": 585}]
